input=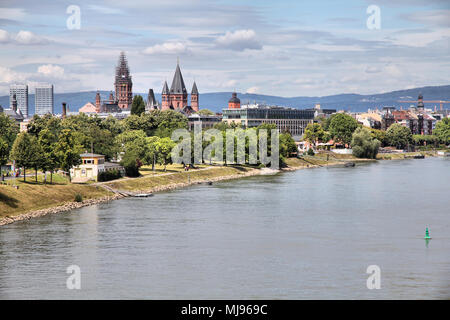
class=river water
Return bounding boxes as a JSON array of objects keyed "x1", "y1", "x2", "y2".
[{"x1": 0, "y1": 158, "x2": 449, "y2": 299}]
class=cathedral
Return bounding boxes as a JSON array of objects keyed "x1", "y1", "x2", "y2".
[
  {"x1": 115, "y1": 52, "x2": 133, "y2": 109},
  {"x1": 161, "y1": 61, "x2": 199, "y2": 114},
  {"x1": 82, "y1": 54, "x2": 200, "y2": 115}
]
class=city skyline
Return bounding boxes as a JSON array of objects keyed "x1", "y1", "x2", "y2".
[{"x1": 0, "y1": 0, "x2": 449, "y2": 97}]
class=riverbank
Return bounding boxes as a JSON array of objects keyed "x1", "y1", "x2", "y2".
[{"x1": 0, "y1": 151, "x2": 440, "y2": 226}]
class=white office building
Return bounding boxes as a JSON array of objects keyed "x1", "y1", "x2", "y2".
[
  {"x1": 9, "y1": 84, "x2": 29, "y2": 118},
  {"x1": 35, "y1": 83, "x2": 54, "y2": 115}
]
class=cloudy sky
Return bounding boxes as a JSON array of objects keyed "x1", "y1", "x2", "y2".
[{"x1": 0, "y1": 0, "x2": 449, "y2": 97}]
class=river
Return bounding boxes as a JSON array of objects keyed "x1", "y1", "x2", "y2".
[{"x1": 0, "y1": 158, "x2": 449, "y2": 299}]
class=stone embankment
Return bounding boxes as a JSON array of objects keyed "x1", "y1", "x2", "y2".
[{"x1": 0, "y1": 194, "x2": 123, "y2": 226}]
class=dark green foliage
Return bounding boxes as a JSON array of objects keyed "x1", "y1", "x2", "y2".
[
  {"x1": 433, "y1": 118, "x2": 450, "y2": 145},
  {"x1": 329, "y1": 113, "x2": 359, "y2": 144},
  {"x1": 351, "y1": 127, "x2": 381, "y2": 159},
  {"x1": 307, "y1": 148, "x2": 315, "y2": 156},
  {"x1": 131, "y1": 95, "x2": 146, "y2": 116},
  {"x1": 386, "y1": 124, "x2": 412, "y2": 149},
  {"x1": 121, "y1": 151, "x2": 141, "y2": 177},
  {"x1": 74, "y1": 193, "x2": 83, "y2": 202},
  {"x1": 98, "y1": 169, "x2": 122, "y2": 182}
]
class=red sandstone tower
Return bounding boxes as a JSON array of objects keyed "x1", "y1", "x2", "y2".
[
  {"x1": 191, "y1": 82, "x2": 199, "y2": 112},
  {"x1": 95, "y1": 91, "x2": 101, "y2": 113},
  {"x1": 169, "y1": 62, "x2": 188, "y2": 109},
  {"x1": 228, "y1": 92, "x2": 241, "y2": 109},
  {"x1": 161, "y1": 81, "x2": 170, "y2": 110},
  {"x1": 114, "y1": 52, "x2": 133, "y2": 109}
]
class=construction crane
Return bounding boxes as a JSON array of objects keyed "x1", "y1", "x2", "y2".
[{"x1": 397, "y1": 100, "x2": 450, "y2": 111}]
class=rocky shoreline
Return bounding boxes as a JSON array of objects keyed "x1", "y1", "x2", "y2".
[
  {"x1": 0, "y1": 154, "x2": 427, "y2": 226},
  {"x1": 0, "y1": 167, "x2": 271, "y2": 226},
  {"x1": 0, "y1": 194, "x2": 123, "y2": 226}
]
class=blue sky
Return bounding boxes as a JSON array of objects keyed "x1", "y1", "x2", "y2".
[{"x1": 0, "y1": 0, "x2": 449, "y2": 97}]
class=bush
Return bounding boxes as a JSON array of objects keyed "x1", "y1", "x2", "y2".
[
  {"x1": 74, "y1": 193, "x2": 83, "y2": 202},
  {"x1": 307, "y1": 148, "x2": 315, "y2": 156},
  {"x1": 98, "y1": 169, "x2": 122, "y2": 182},
  {"x1": 121, "y1": 152, "x2": 141, "y2": 177},
  {"x1": 351, "y1": 127, "x2": 381, "y2": 159}
]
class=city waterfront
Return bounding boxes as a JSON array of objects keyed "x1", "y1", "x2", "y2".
[{"x1": 0, "y1": 158, "x2": 449, "y2": 299}]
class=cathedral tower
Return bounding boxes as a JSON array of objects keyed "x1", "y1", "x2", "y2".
[
  {"x1": 191, "y1": 82, "x2": 199, "y2": 112},
  {"x1": 114, "y1": 52, "x2": 133, "y2": 109}
]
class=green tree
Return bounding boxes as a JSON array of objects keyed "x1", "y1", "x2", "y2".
[
  {"x1": 145, "y1": 136, "x2": 160, "y2": 171},
  {"x1": 0, "y1": 137, "x2": 9, "y2": 181},
  {"x1": 196, "y1": 109, "x2": 215, "y2": 116},
  {"x1": 131, "y1": 95, "x2": 146, "y2": 115},
  {"x1": 121, "y1": 150, "x2": 141, "y2": 177},
  {"x1": 155, "y1": 137, "x2": 176, "y2": 171},
  {"x1": 38, "y1": 128, "x2": 60, "y2": 183},
  {"x1": 0, "y1": 112, "x2": 19, "y2": 152},
  {"x1": 10, "y1": 132, "x2": 41, "y2": 182},
  {"x1": 27, "y1": 114, "x2": 61, "y2": 138},
  {"x1": 434, "y1": 118, "x2": 450, "y2": 145},
  {"x1": 329, "y1": 113, "x2": 359, "y2": 144},
  {"x1": 280, "y1": 132, "x2": 297, "y2": 159},
  {"x1": 153, "y1": 110, "x2": 188, "y2": 138},
  {"x1": 369, "y1": 127, "x2": 387, "y2": 147},
  {"x1": 54, "y1": 129, "x2": 82, "y2": 182},
  {"x1": 386, "y1": 124, "x2": 412, "y2": 149},
  {"x1": 351, "y1": 127, "x2": 381, "y2": 159},
  {"x1": 304, "y1": 123, "x2": 325, "y2": 146}
]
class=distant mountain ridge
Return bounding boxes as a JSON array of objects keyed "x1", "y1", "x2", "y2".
[{"x1": 1, "y1": 85, "x2": 449, "y2": 116}]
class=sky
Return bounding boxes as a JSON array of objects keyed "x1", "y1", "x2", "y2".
[{"x1": 0, "y1": 0, "x2": 449, "y2": 97}]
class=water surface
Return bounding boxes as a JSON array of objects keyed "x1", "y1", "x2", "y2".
[{"x1": 0, "y1": 158, "x2": 449, "y2": 299}]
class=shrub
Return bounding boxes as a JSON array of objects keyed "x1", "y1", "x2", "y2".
[
  {"x1": 98, "y1": 169, "x2": 122, "y2": 182},
  {"x1": 307, "y1": 148, "x2": 315, "y2": 156},
  {"x1": 351, "y1": 127, "x2": 381, "y2": 159},
  {"x1": 74, "y1": 193, "x2": 83, "y2": 202}
]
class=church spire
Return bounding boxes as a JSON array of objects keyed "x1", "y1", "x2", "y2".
[
  {"x1": 170, "y1": 62, "x2": 187, "y2": 95},
  {"x1": 114, "y1": 51, "x2": 133, "y2": 109}
]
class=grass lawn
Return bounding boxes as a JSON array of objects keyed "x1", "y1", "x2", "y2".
[
  {"x1": 1, "y1": 172, "x2": 70, "y2": 186},
  {"x1": 139, "y1": 163, "x2": 210, "y2": 176},
  {"x1": 0, "y1": 175, "x2": 112, "y2": 218},
  {"x1": 107, "y1": 165, "x2": 253, "y2": 192}
]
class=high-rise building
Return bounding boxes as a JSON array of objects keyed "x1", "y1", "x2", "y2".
[
  {"x1": 9, "y1": 84, "x2": 29, "y2": 118},
  {"x1": 35, "y1": 83, "x2": 54, "y2": 115},
  {"x1": 114, "y1": 52, "x2": 133, "y2": 109}
]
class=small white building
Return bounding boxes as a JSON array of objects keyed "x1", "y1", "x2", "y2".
[{"x1": 70, "y1": 153, "x2": 124, "y2": 182}]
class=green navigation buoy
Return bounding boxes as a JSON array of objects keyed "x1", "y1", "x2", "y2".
[{"x1": 424, "y1": 227, "x2": 432, "y2": 240}]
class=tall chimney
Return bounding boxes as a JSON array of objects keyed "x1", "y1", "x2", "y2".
[{"x1": 62, "y1": 102, "x2": 67, "y2": 119}]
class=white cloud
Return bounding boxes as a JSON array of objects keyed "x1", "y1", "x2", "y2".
[
  {"x1": 37, "y1": 64, "x2": 65, "y2": 78},
  {"x1": 88, "y1": 5, "x2": 123, "y2": 15},
  {"x1": 403, "y1": 10, "x2": 450, "y2": 28},
  {"x1": 246, "y1": 86, "x2": 259, "y2": 94},
  {"x1": 216, "y1": 29, "x2": 262, "y2": 51},
  {"x1": 0, "y1": 29, "x2": 10, "y2": 43},
  {"x1": 143, "y1": 42, "x2": 188, "y2": 55},
  {"x1": 15, "y1": 30, "x2": 49, "y2": 45},
  {"x1": 0, "y1": 8, "x2": 26, "y2": 21}
]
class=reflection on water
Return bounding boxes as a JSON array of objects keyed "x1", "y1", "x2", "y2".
[{"x1": 0, "y1": 158, "x2": 449, "y2": 299}]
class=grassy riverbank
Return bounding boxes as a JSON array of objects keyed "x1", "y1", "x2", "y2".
[
  {"x1": 0, "y1": 176, "x2": 112, "y2": 219},
  {"x1": 106, "y1": 165, "x2": 255, "y2": 192},
  {"x1": 0, "y1": 151, "x2": 439, "y2": 224}
]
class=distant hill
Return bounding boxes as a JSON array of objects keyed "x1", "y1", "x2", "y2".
[{"x1": 1, "y1": 85, "x2": 449, "y2": 116}]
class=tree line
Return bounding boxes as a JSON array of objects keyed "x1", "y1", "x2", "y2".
[
  {"x1": 304, "y1": 113, "x2": 450, "y2": 159},
  {"x1": 0, "y1": 109, "x2": 298, "y2": 182}
]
